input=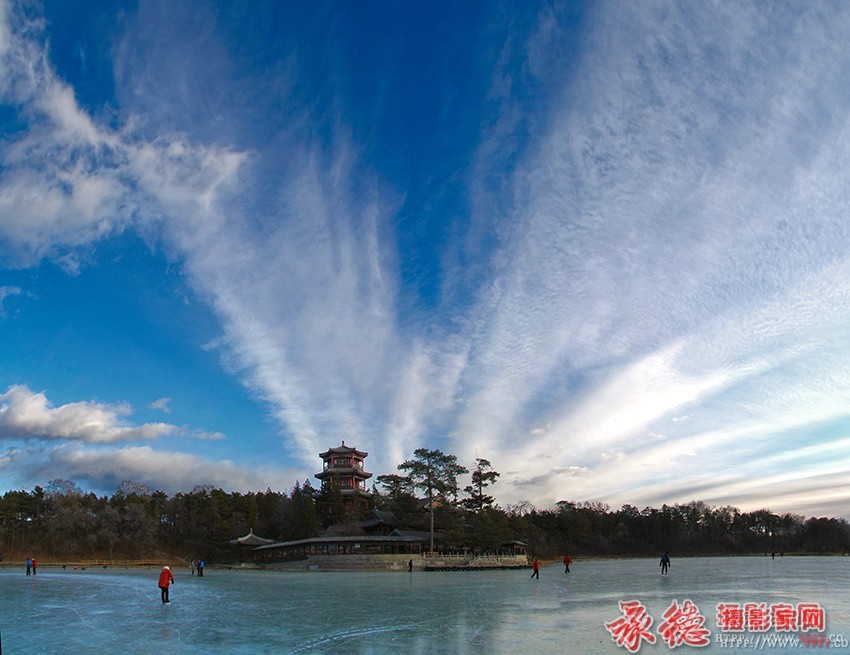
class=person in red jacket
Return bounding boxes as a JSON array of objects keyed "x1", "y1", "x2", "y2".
[
  {"x1": 563, "y1": 554, "x2": 571, "y2": 573},
  {"x1": 158, "y1": 566, "x2": 175, "y2": 604},
  {"x1": 531, "y1": 558, "x2": 540, "y2": 579}
]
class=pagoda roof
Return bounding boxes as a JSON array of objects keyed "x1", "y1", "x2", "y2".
[
  {"x1": 229, "y1": 529, "x2": 275, "y2": 547},
  {"x1": 389, "y1": 529, "x2": 445, "y2": 541},
  {"x1": 253, "y1": 533, "x2": 440, "y2": 552},
  {"x1": 319, "y1": 440, "x2": 368, "y2": 458},
  {"x1": 315, "y1": 468, "x2": 372, "y2": 480},
  {"x1": 359, "y1": 509, "x2": 397, "y2": 530}
]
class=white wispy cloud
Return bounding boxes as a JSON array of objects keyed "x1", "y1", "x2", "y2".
[
  {"x1": 129, "y1": 127, "x2": 418, "y2": 474},
  {"x1": 191, "y1": 429, "x2": 225, "y2": 441},
  {"x1": 0, "y1": 4, "x2": 244, "y2": 272},
  {"x1": 148, "y1": 397, "x2": 172, "y2": 414},
  {"x1": 0, "y1": 0, "x2": 10, "y2": 65},
  {"x1": 445, "y1": 2, "x2": 850, "y2": 514},
  {"x1": 0, "y1": 284, "x2": 21, "y2": 315}
]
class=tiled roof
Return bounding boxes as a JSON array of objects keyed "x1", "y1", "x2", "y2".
[
  {"x1": 253, "y1": 534, "x2": 436, "y2": 551},
  {"x1": 318, "y1": 440, "x2": 368, "y2": 458},
  {"x1": 229, "y1": 529, "x2": 275, "y2": 546}
]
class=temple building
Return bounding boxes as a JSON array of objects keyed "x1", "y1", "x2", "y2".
[
  {"x1": 229, "y1": 529, "x2": 275, "y2": 547},
  {"x1": 315, "y1": 441, "x2": 372, "y2": 516},
  {"x1": 249, "y1": 442, "x2": 529, "y2": 571},
  {"x1": 229, "y1": 528, "x2": 275, "y2": 561}
]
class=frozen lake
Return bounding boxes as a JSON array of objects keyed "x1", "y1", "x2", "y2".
[{"x1": 2, "y1": 556, "x2": 850, "y2": 654}]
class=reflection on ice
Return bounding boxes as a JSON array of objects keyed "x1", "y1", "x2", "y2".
[{"x1": 1, "y1": 556, "x2": 849, "y2": 654}]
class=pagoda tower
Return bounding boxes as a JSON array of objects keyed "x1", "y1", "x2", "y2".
[{"x1": 315, "y1": 441, "x2": 373, "y2": 515}]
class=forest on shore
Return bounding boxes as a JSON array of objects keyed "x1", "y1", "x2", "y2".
[{"x1": 1, "y1": 472, "x2": 848, "y2": 563}]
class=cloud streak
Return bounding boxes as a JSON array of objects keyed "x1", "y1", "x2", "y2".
[
  {"x1": 148, "y1": 397, "x2": 172, "y2": 414},
  {"x1": 0, "y1": 3, "x2": 244, "y2": 272},
  {"x1": 443, "y1": 2, "x2": 850, "y2": 515}
]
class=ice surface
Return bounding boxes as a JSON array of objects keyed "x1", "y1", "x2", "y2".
[{"x1": 2, "y1": 556, "x2": 849, "y2": 654}]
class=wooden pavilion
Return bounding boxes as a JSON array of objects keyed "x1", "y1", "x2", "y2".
[
  {"x1": 315, "y1": 441, "x2": 373, "y2": 516},
  {"x1": 253, "y1": 530, "x2": 439, "y2": 562}
]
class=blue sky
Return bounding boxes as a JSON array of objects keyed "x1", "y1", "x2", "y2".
[{"x1": 2, "y1": 0, "x2": 850, "y2": 519}]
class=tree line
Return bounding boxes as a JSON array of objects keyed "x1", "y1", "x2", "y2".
[
  {"x1": 1, "y1": 450, "x2": 848, "y2": 562},
  {"x1": 371, "y1": 449, "x2": 850, "y2": 557}
]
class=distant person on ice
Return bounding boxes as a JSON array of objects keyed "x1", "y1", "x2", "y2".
[
  {"x1": 660, "y1": 551, "x2": 671, "y2": 575},
  {"x1": 158, "y1": 566, "x2": 175, "y2": 604},
  {"x1": 25, "y1": 557, "x2": 32, "y2": 575},
  {"x1": 531, "y1": 558, "x2": 540, "y2": 579},
  {"x1": 563, "y1": 554, "x2": 572, "y2": 573}
]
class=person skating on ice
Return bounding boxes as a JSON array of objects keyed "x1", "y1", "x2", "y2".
[{"x1": 158, "y1": 566, "x2": 175, "y2": 604}]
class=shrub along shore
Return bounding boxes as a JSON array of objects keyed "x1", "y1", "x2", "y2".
[{"x1": 2, "y1": 479, "x2": 848, "y2": 564}]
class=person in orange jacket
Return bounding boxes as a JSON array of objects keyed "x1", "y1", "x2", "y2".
[{"x1": 158, "y1": 566, "x2": 175, "y2": 604}]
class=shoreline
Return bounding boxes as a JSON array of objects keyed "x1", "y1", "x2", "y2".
[{"x1": 2, "y1": 551, "x2": 845, "y2": 575}]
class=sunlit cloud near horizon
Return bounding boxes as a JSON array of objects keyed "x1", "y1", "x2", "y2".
[{"x1": 2, "y1": 1, "x2": 850, "y2": 519}]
